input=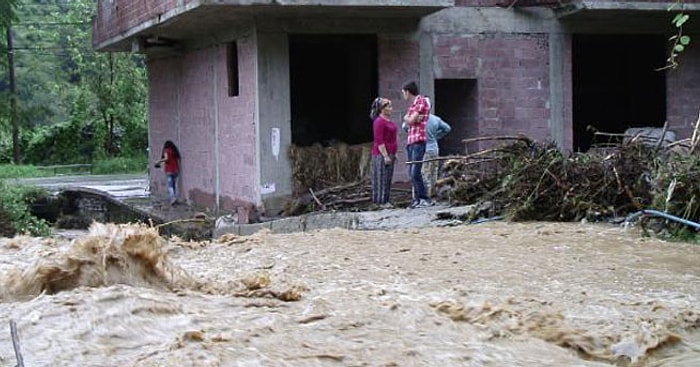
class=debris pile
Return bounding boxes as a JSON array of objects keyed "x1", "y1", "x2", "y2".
[
  {"x1": 439, "y1": 137, "x2": 656, "y2": 221},
  {"x1": 438, "y1": 132, "x2": 700, "y2": 233}
]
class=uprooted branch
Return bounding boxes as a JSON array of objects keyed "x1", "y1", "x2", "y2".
[{"x1": 10, "y1": 319, "x2": 24, "y2": 367}]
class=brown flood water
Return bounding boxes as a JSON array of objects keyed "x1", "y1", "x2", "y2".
[{"x1": 0, "y1": 221, "x2": 699, "y2": 366}]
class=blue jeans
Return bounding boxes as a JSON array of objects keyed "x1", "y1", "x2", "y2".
[
  {"x1": 407, "y1": 142, "x2": 429, "y2": 201},
  {"x1": 166, "y1": 173, "x2": 178, "y2": 201}
]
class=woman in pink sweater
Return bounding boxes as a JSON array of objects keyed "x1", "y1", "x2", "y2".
[{"x1": 369, "y1": 97, "x2": 398, "y2": 207}]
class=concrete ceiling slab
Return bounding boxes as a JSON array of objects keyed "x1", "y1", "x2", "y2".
[{"x1": 95, "y1": 2, "x2": 453, "y2": 52}]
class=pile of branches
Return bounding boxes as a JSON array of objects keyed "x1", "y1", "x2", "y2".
[
  {"x1": 439, "y1": 134, "x2": 700, "y2": 231},
  {"x1": 282, "y1": 181, "x2": 413, "y2": 216}
]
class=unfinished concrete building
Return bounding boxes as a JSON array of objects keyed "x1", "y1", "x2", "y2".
[{"x1": 92, "y1": 0, "x2": 700, "y2": 215}]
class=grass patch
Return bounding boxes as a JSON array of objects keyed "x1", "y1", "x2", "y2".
[
  {"x1": 92, "y1": 156, "x2": 148, "y2": 175},
  {"x1": 0, "y1": 156, "x2": 148, "y2": 178},
  {"x1": 0, "y1": 164, "x2": 45, "y2": 179}
]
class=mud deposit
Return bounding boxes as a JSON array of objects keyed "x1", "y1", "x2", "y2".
[{"x1": 0, "y1": 222, "x2": 699, "y2": 366}]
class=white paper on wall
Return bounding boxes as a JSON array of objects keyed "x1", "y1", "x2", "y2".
[
  {"x1": 271, "y1": 128, "x2": 280, "y2": 161},
  {"x1": 261, "y1": 183, "x2": 276, "y2": 194}
]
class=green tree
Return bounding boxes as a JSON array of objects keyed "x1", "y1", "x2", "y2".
[
  {"x1": 1, "y1": 0, "x2": 147, "y2": 164},
  {"x1": 59, "y1": 0, "x2": 147, "y2": 158},
  {"x1": 0, "y1": 0, "x2": 20, "y2": 29},
  {"x1": 1, "y1": 0, "x2": 21, "y2": 163}
]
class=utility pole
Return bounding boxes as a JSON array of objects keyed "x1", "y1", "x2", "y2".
[{"x1": 6, "y1": 25, "x2": 18, "y2": 164}]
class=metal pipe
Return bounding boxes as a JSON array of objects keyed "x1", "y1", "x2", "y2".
[{"x1": 624, "y1": 209, "x2": 700, "y2": 230}]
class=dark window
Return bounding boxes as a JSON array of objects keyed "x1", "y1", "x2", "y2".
[{"x1": 228, "y1": 42, "x2": 239, "y2": 97}]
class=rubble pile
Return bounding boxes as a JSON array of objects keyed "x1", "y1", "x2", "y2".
[{"x1": 439, "y1": 137, "x2": 655, "y2": 221}]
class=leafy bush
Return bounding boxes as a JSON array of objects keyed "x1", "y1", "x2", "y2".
[
  {"x1": 23, "y1": 120, "x2": 85, "y2": 164},
  {"x1": 120, "y1": 119, "x2": 149, "y2": 157},
  {"x1": 0, "y1": 181, "x2": 52, "y2": 236}
]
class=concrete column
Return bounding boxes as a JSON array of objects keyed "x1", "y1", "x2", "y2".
[
  {"x1": 256, "y1": 31, "x2": 292, "y2": 214},
  {"x1": 210, "y1": 47, "x2": 221, "y2": 212},
  {"x1": 419, "y1": 30, "x2": 435, "y2": 102},
  {"x1": 549, "y1": 31, "x2": 566, "y2": 150}
]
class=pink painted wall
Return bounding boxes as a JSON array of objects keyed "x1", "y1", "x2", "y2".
[
  {"x1": 148, "y1": 36, "x2": 258, "y2": 210},
  {"x1": 434, "y1": 34, "x2": 552, "y2": 149},
  {"x1": 148, "y1": 56, "x2": 180, "y2": 199},
  {"x1": 215, "y1": 37, "x2": 258, "y2": 211}
]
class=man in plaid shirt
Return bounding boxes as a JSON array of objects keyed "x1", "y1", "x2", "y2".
[{"x1": 401, "y1": 81, "x2": 432, "y2": 208}]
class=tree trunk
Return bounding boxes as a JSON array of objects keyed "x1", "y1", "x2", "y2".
[{"x1": 6, "y1": 26, "x2": 19, "y2": 164}]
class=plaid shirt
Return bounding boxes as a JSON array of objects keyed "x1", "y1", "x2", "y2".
[{"x1": 406, "y1": 95, "x2": 429, "y2": 145}]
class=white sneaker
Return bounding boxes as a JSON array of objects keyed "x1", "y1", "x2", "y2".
[{"x1": 414, "y1": 199, "x2": 431, "y2": 208}]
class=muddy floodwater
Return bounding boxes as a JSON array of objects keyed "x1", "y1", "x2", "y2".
[{"x1": 0, "y1": 221, "x2": 699, "y2": 366}]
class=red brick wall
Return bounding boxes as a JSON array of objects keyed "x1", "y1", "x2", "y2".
[
  {"x1": 667, "y1": 41, "x2": 700, "y2": 139},
  {"x1": 378, "y1": 37, "x2": 420, "y2": 182},
  {"x1": 94, "y1": 0, "x2": 191, "y2": 46},
  {"x1": 434, "y1": 34, "x2": 552, "y2": 148}
]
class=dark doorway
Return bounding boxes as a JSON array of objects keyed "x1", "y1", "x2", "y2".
[
  {"x1": 572, "y1": 35, "x2": 667, "y2": 151},
  {"x1": 289, "y1": 35, "x2": 377, "y2": 147},
  {"x1": 434, "y1": 79, "x2": 478, "y2": 155}
]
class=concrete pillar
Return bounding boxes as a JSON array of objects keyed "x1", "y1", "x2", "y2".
[
  {"x1": 419, "y1": 30, "x2": 435, "y2": 102},
  {"x1": 549, "y1": 31, "x2": 565, "y2": 150},
  {"x1": 256, "y1": 31, "x2": 293, "y2": 214}
]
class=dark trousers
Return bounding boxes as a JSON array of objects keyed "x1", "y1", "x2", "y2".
[
  {"x1": 371, "y1": 154, "x2": 395, "y2": 204},
  {"x1": 407, "y1": 142, "x2": 429, "y2": 201}
]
